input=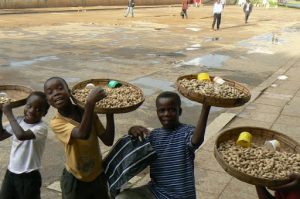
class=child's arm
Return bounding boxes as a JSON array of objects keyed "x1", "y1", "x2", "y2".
[
  {"x1": 2, "y1": 103, "x2": 35, "y2": 140},
  {"x1": 0, "y1": 109, "x2": 12, "y2": 141},
  {"x1": 191, "y1": 104, "x2": 211, "y2": 146},
  {"x1": 71, "y1": 87, "x2": 106, "y2": 139},
  {"x1": 255, "y1": 186, "x2": 275, "y2": 199},
  {"x1": 98, "y1": 113, "x2": 115, "y2": 146}
]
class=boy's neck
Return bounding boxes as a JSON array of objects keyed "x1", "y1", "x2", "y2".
[{"x1": 163, "y1": 122, "x2": 181, "y2": 131}]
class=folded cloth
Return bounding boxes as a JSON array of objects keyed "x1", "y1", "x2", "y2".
[{"x1": 103, "y1": 135, "x2": 157, "y2": 197}]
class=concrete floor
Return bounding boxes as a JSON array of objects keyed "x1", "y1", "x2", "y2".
[{"x1": 0, "y1": 5, "x2": 300, "y2": 198}]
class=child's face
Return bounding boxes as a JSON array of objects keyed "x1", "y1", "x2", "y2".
[
  {"x1": 44, "y1": 78, "x2": 70, "y2": 110},
  {"x1": 24, "y1": 95, "x2": 47, "y2": 124},
  {"x1": 156, "y1": 97, "x2": 181, "y2": 129}
]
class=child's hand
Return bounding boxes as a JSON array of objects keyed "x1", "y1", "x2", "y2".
[
  {"x1": 128, "y1": 125, "x2": 150, "y2": 140},
  {"x1": 86, "y1": 87, "x2": 106, "y2": 104},
  {"x1": 2, "y1": 103, "x2": 13, "y2": 116},
  {"x1": 271, "y1": 173, "x2": 300, "y2": 191}
]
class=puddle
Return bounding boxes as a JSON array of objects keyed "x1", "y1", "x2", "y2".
[
  {"x1": 9, "y1": 56, "x2": 59, "y2": 68},
  {"x1": 186, "y1": 28, "x2": 201, "y2": 32},
  {"x1": 283, "y1": 24, "x2": 300, "y2": 33},
  {"x1": 191, "y1": 44, "x2": 201, "y2": 48},
  {"x1": 247, "y1": 47, "x2": 274, "y2": 55},
  {"x1": 186, "y1": 47, "x2": 199, "y2": 51},
  {"x1": 130, "y1": 77, "x2": 175, "y2": 96},
  {"x1": 176, "y1": 54, "x2": 229, "y2": 68},
  {"x1": 239, "y1": 33, "x2": 285, "y2": 47},
  {"x1": 277, "y1": 75, "x2": 288, "y2": 80},
  {"x1": 204, "y1": 37, "x2": 220, "y2": 42}
]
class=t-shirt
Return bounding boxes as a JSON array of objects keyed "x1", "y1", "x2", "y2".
[
  {"x1": 213, "y1": 2, "x2": 223, "y2": 14},
  {"x1": 5, "y1": 116, "x2": 48, "y2": 174},
  {"x1": 50, "y1": 111, "x2": 105, "y2": 182},
  {"x1": 147, "y1": 124, "x2": 200, "y2": 199}
]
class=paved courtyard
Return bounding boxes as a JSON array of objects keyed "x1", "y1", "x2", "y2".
[{"x1": 0, "y1": 4, "x2": 300, "y2": 198}]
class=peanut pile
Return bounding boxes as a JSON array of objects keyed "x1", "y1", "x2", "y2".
[
  {"x1": 218, "y1": 140, "x2": 300, "y2": 180},
  {"x1": 73, "y1": 85, "x2": 144, "y2": 109},
  {"x1": 0, "y1": 96, "x2": 15, "y2": 104},
  {"x1": 178, "y1": 79, "x2": 247, "y2": 99}
]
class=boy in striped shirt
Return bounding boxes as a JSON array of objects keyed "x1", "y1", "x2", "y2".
[{"x1": 116, "y1": 91, "x2": 211, "y2": 199}]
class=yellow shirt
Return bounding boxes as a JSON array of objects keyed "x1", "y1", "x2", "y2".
[{"x1": 50, "y1": 112, "x2": 105, "y2": 182}]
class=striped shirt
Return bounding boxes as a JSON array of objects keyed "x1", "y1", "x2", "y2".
[{"x1": 147, "y1": 124, "x2": 200, "y2": 199}]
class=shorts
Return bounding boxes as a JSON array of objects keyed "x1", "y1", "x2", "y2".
[
  {"x1": 116, "y1": 185, "x2": 155, "y2": 199},
  {"x1": 0, "y1": 169, "x2": 41, "y2": 199},
  {"x1": 61, "y1": 168, "x2": 109, "y2": 199}
]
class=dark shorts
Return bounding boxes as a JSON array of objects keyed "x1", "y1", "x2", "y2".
[
  {"x1": 61, "y1": 168, "x2": 110, "y2": 199},
  {"x1": 0, "y1": 169, "x2": 41, "y2": 199}
]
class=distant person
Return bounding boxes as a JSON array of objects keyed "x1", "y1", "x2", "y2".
[
  {"x1": 212, "y1": 0, "x2": 223, "y2": 31},
  {"x1": 181, "y1": 0, "x2": 189, "y2": 19},
  {"x1": 243, "y1": 0, "x2": 253, "y2": 23},
  {"x1": 116, "y1": 91, "x2": 211, "y2": 199},
  {"x1": 0, "y1": 91, "x2": 50, "y2": 199},
  {"x1": 221, "y1": 0, "x2": 226, "y2": 8},
  {"x1": 238, "y1": 0, "x2": 246, "y2": 6},
  {"x1": 124, "y1": 0, "x2": 135, "y2": 17},
  {"x1": 256, "y1": 173, "x2": 300, "y2": 199},
  {"x1": 44, "y1": 77, "x2": 116, "y2": 199},
  {"x1": 262, "y1": 0, "x2": 270, "y2": 7}
]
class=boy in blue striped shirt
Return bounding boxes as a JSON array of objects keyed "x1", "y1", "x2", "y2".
[{"x1": 116, "y1": 91, "x2": 211, "y2": 199}]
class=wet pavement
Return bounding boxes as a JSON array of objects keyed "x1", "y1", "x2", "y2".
[{"x1": 0, "y1": 5, "x2": 300, "y2": 199}]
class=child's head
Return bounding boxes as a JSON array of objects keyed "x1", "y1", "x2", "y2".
[
  {"x1": 24, "y1": 91, "x2": 50, "y2": 124},
  {"x1": 155, "y1": 91, "x2": 182, "y2": 129},
  {"x1": 44, "y1": 77, "x2": 71, "y2": 110}
]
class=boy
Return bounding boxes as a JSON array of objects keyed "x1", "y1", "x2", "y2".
[
  {"x1": 181, "y1": 0, "x2": 189, "y2": 19},
  {"x1": 124, "y1": 0, "x2": 135, "y2": 17},
  {"x1": 243, "y1": 0, "x2": 253, "y2": 23},
  {"x1": 116, "y1": 91, "x2": 211, "y2": 199},
  {"x1": 44, "y1": 77, "x2": 115, "y2": 199},
  {"x1": 212, "y1": 0, "x2": 223, "y2": 31},
  {"x1": 0, "y1": 91, "x2": 50, "y2": 199}
]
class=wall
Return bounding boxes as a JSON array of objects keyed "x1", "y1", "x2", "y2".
[{"x1": 0, "y1": 0, "x2": 180, "y2": 9}]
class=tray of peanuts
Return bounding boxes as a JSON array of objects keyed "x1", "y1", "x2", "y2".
[
  {"x1": 71, "y1": 79, "x2": 145, "y2": 114},
  {"x1": 176, "y1": 74, "x2": 251, "y2": 107},
  {"x1": 214, "y1": 126, "x2": 300, "y2": 188},
  {"x1": 0, "y1": 85, "x2": 33, "y2": 108}
]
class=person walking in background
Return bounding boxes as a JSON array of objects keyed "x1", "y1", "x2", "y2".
[
  {"x1": 124, "y1": 0, "x2": 135, "y2": 17},
  {"x1": 243, "y1": 0, "x2": 253, "y2": 23},
  {"x1": 212, "y1": 0, "x2": 223, "y2": 31},
  {"x1": 221, "y1": 0, "x2": 226, "y2": 8},
  {"x1": 181, "y1": 0, "x2": 189, "y2": 19}
]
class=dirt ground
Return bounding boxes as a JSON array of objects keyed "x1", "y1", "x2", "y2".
[{"x1": 0, "y1": 5, "x2": 300, "y2": 198}]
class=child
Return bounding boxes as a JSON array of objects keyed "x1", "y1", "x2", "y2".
[
  {"x1": 124, "y1": 0, "x2": 135, "y2": 17},
  {"x1": 44, "y1": 77, "x2": 115, "y2": 199},
  {"x1": 212, "y1": 0, "x2": 223, "y2": 31},
  {"x1": 0, "y1": 91, "x2": 50, "y2": 199},
  {"x1": 116, "y1": 91, "x2": 211, "y2": 199},
  {"x1": 256, "y1": 173, "x2": 300, "y2": 199},
  {"x1": 181, "y1": 0, "x2": 189, "y2": 19},
  {"x1": 243, "y1": 0, "x2": 253, "y2": 23}
]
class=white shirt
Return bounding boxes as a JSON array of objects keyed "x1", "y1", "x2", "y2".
[
  {"x1": 246, "y1": 3, "x2": 250, "y2": 11},
  {"x1": 213, "y1": 2, "x2": 223, "y2": 14},
  {"x1": 5, "y1": 116, "x2": 48, "y2": 174}
]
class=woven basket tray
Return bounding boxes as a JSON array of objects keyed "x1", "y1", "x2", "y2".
[
  {"x1": 0, "y1": 85, "x2": 33, "y2": 108},
  {"x1": 176, "y1": 74, "x2": 251, "y2": 107},
  {"x1": 71, "y1": 79, "x2": 145, "y2": 114},
  {"x1": 214, "y1": 126, "x2": 300, "y2": 187}
]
